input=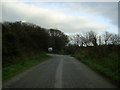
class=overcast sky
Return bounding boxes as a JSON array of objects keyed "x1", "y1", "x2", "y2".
[{"x1": 1, "y1": 0, "x2": 118, "y2": 34}]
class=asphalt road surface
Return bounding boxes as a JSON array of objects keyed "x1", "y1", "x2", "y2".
[{"x1": 3, "y1": 54, "x2": 117, "y2": 88}]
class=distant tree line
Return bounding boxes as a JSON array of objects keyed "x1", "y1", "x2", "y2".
[
  {"x1": 64, "y1": 31, "x2": 120, "y2": 55},
  {"x1": 69, "y1": 31, "x2": 120, "y2": 47},
  {"x1": 2, "y1": 21, "x2": 69, "y2": 66},
  {"x1": 48, "y1": 29, "x2": 69, "y2": 52},
  {"x1": 2, "y1": 21, "x2": 120, "y2": 66},
  {"x1": 66, "y1": 31, "x2": 120, "y2": 83}
]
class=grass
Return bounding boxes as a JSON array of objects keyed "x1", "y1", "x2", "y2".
[
  {"x1": 80, "y1": 58, "x2": 119, "y2": 81},
  {"x1": 3, "y1": 53, "x2": 51, "y2": 82},
  {"x1": 73, "y1": 46, "x2": 120, "y2": 85}
]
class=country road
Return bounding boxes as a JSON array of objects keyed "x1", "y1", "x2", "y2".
[{"x1": 3, "y1": 54, "x2": 117, "y2": 88}]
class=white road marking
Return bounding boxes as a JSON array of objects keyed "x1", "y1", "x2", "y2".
[{"x1": 54, "y1": 59, "x2": 63, "y2": 88}]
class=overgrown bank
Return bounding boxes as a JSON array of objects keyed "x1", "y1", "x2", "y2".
[
  {"x1": 2, "y1": 21, "x2": 120, "y2": 85},
  {"x1": 3, "y1": 53, "x2": 50, "y2": 81},
  {"x1": 69, "y1": 45, "x2": 120, "y2": 85},
  {"x1": 2, "y1": 21, "x2": 68, "y2": 81}
]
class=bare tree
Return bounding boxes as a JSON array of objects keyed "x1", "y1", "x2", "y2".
[
  {"x1": 70, "y1": 31, "x2": 98, "y2": 47},
  {"x1": 88, "y1": 31, "x2": 98, "y2": 46},
  {"x1": 98, "y1": 35, "x2": 102, "y2": 45},
  {"x1": 118, "y1": 35, "x2": 120, "y2": 45},
  {"x1": 71, "y1": 34, "x2": 84, "y2": 46},
  {"x1": 69, "y1": 31, "x2": 120, "y2": 47},
  {"x1": 103, "y1": 32, "x2": 112, "y2": 45},
  {"x1": 82, "y1": 33, "x2": 91, "y2": 46},
  {"x1": 110, "y1": 34, "x2": 119, "y2": 45}
]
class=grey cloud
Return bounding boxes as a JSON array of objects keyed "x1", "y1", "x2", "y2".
[
  {"x1": 69, "y1": 2, "x2": 118, "y2": 26},
  {"x1": 3, "y1": 0, "x2": 119, "y2": 2},
  {"x1": 2, "y1": 2, "x2": 108, "y2": 34}
]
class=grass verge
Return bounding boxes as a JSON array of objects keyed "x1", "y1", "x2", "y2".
[
  {"x1": 73, "y1": 53, "x2": 120, "y2": 86},
  {"x1": 3, "y1": 53, "x2": 51, "y2": 82},
  {"x1": 80, "y1": 58, "x2": 119, "y2": 81}
]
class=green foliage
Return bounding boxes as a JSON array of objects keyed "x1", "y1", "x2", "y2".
[
  {"x1": 48, "y1": 29, "x2": 69, "y2": 52},
  {"x1": 3, "y1": 53, "x2": 50, "y2": 81},
  {"x1": 73, "y1": 45, "x2": 120, "y2": 83},
  {"x1": 3, "y1": 22, "x2": 69, "y2": 66},
  {"x1": 2, "y1": 22, "x2": 49, "y2": 66}
]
